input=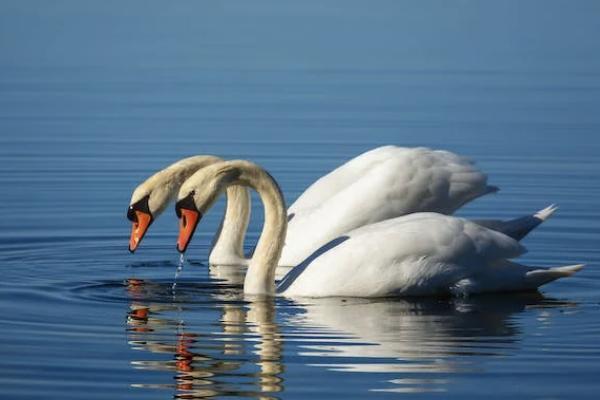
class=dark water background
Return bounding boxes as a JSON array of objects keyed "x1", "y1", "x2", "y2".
[{"x1": 1, "y1": 1, "x2": 600, "y2": 399}]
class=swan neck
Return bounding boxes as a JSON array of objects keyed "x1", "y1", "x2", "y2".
[
  {"x1": 209, "y1": 185, "x2": 251, "y2": 265},
  {"x1": 147, "y1": 156, "x2": 223, "y2": 216},
  {"x1": 168, "y1": 156, "x2": 222, "y2": 188},
  {"x1": 238, "y1": 164, "x2": 287, "y2": 295}
]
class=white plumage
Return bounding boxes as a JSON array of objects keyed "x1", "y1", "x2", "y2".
[
  {"x1": 279, "y1": 213, "x2": 583, "y2": 297},
  {"x1": 176, "y1": 160, "x2": 583, "y2": 298},
  {"x1": 129, "y1": 146, "x2": 497, "y2": 268},
  {"x1": 281, "y1": 146, "x2": 496, "y2": 266}
]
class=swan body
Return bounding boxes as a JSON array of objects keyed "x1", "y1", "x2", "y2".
[
  {"x1": 130, "y1": 146, "x2": 497, "y2": 268},
  {"x1": 280, "y1": 146, "x2": 497, "y2": 266},
  {"x1": 278, "y1": 213, "x2": 583, "y2": 297},
  {"x1": 176, "y1": 160, "x2": 583, "y2": 298}
]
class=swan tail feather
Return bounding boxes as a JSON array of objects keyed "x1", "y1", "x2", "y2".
[
  {"x1": 534, "y1": 204, "x2": 559, "y2": 221},
  {"x1": 453, "y1": 184, "x2": 500, "y2": 212},
  {"x1": 485, "y1": 185, "x2": 500, "y2": 194},
  {"x1": 525, "y1": 264, "x2": 585, "y2": 288},
  {"x1": 501, "y1": 204, "x2": 558, "y2": 241},
  {"x1": 473, "y1": 204, "x2": 558, "y2": 241},
  {"x1": 452, "y1": 262, "x2": 584, "y2": 296},
  {"x1": 500, "y1": 204, "x2": 557, "y2": 241}
]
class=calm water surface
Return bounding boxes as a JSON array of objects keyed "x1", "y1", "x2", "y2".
[{"x1": 2, "y1": 2, "x2": 600, "y2": 399}]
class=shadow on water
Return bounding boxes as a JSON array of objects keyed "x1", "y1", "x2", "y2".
[{"x1": 120, "y1": 276, "x2": 576, "y2": 398}]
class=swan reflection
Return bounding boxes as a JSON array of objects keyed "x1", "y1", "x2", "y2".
[
  {"x1": 125, "y1": 278, "x2": 283, "y2": 398},
  {"x1": 125, "y1": 277, "x2": 574, "y2": 396},
  {"x1": 288, "y1": 293, "x2": 574, "y2": 393}
]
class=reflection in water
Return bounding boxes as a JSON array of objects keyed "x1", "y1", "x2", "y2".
[
  {"x1": 125, "y1": 278, "x2": 283, "y2": 399},
  {"x1": 125, "y1": 277, "x2": 575, "y2": 397},
  {"x1": 208, "y1": 264, "x2": 248, "y2": 286},
  {"x1": 289, "y1": 294, "x2": 575, "y2": 393}
]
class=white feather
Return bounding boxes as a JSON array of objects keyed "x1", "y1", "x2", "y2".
[
  {"x1": 278, "y1": 213, "x2": 581, "y2": 297},
  {"x1": 281, "y1": 146, "x2": 494, "y2": 266}
]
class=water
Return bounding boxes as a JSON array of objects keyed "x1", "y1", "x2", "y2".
[{"x1": 2, "y1": 1, "x2": 600, "y2": 399}]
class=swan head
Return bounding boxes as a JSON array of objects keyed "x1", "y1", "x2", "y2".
[
  {"x1": 127, "y1": 181, "x2": 174, "y2": 252},
  {"x1": 127, "y1": 155, "x2": 225, "y2": 253},
  {"x1": 175, "y1": 164, "x2": 241, "y2": 253}
]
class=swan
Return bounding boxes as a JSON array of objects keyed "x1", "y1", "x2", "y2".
[
  {"x1": 129, "y1": 147, "x2": 553, "y2": 270},
  {"x1": 128, "y1": 146, "x2": 499, "y2": 265},
  {"x1": 174, "y1": 160, "x2": 584, "y2": 297}
]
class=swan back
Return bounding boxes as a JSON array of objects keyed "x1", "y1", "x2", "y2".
[
  {"x1": 288, "y1": 146, "x2": 493, "y2": 215},
  {"x1": 281, "y1": 147, "x2": 496, "y2": 266}
]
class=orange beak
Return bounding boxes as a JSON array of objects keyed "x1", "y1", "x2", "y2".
[
  {"x1": 128, "y1": 210, "x2": 153, "y2": 253},
  {"x1": 177, "y1": 208, "x2": 201, "y2": 253}
]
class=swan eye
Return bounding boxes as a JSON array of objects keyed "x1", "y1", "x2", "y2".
[
  {"x1": 127, "y1": 206, "x2": 137, "y2": 222},
  {"x1": 127, "y1": 194, "x2": 152, "y2": 222},
  {"x1": 175, "y1": 191, "x2": 197, "y2": 218}
]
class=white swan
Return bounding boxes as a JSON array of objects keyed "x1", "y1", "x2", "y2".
[
  {"x1": 175, "y1": 160, "x2": 583, "y2": 297},
  {"x1": 129, "y1": 146, "x2": 497, "y2": 265}
]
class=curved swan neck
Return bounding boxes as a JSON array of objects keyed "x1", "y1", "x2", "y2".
[
  {"x1": 136, "y1": 156, "x2": 223, "y2": 215},
  {"x1": 209, "y1": 185, "x2": 251, "y2": 265},
  {"x1": 230, "y1": 162, "x2": 287, "y2": 295},
  {"x1": 161, "y1": 156, "x2": 222, "y2": 186},
  {"x1": 165, "y1": 156, "x2": 222, "y2": 184},
  {"x1": 163, "y1": 158, "x2": 250, "y2": 262}
]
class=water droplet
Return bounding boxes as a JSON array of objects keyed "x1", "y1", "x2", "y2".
[{"x1": 172, "y1": 253, "x2": 186, "y2": 294}]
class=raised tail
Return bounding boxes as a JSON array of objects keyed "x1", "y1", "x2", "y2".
[
  {"x1": 473, "y1": 204, "x2": 558, "y2": 241},
  {"x1": 533, "y1": 204, "x2": 559, "y2": 221},
  {"x1": 485, "y1": 185, "x2": 500, "y2": 195},
  {"x1": 452, "y1": 262, "x2": 584, "y2": 295},
  {"x1": 525, "y1": 264, "x2": 585, "y2": 288}
]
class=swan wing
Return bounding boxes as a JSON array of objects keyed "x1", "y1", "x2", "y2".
[
  {"x1": 288, "y1": 145, "x2": 401, "y2": 215},
  {"x1": 280, "y1": 148, "x2": 495, "y2": 266},
  {"x1": 279, "y1": 213, "x2": 526, "y2": 297},
  {"x1": 288, "y1": 146, "x2": 493, "y2": 216}
]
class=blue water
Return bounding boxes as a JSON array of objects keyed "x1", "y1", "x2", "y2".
[{"x1": 1, "y1": 1, "x2": 600, "y2": 399}]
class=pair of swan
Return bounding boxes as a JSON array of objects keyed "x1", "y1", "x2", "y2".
[
  {"x1": 130, "y1": 146, "x2": 501, "y2": 260},
  {"x1": 127, "y1": 147, "x2": 583, "y2": 297}
]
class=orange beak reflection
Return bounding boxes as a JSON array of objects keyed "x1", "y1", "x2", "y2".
[
  {"x1": 177, "y1": 209, "x2": 201, "y2": 253},
  {"x1": 128, "y1": 211, "x2": 153, "y2": 253}
]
